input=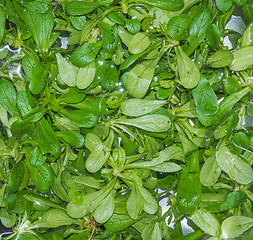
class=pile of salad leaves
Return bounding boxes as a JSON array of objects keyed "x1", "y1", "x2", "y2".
[{"x1": 0, "y1": 0, "x2": 253, "y2": 239}]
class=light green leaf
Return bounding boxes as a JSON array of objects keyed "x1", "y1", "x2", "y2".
[
  {"x1": 150, "y1": 162, "x2": 182, "y2": 172},
  {"x1": 216, "y1": 145, "x2": 253, "y2": 185},
  {"x1": 200, "y1": 152, "x2": 222, "y2": 186},
  {"x1": 120, "y1": 98, "x2": 167, "y2": 117},
  {"x1": 56, "y1": 53, "x2": 77, "y2": 87},
  {"x1": 0, "y1": 208, "x2": 16, "y2": 228},
  {"x1": 175, "y1": 46, "x2": 200, "y2": 89},
  {"x1": 85, "y1": 132, "x2": 102, "y2": 151},
  {"x1": 138, "y1": 185, "x2": 158, "y2": 215},
  {"x1": 191, "y1": 209, "x2": 221, "y2": 237},
  {"x1": 76, "y1": 60, "x2": 96, "y2": 89},
  {"x1": 126, "y1": 62, "x2": 155, "y2": 99},
  {"x1": 114, "y1": 114, "x2": 171, "y2": 132},
  {"x1": 128, "y1": 32, "x2": 151, "y2": 54},
  {"x1": 66, "y1": 179, "x2": 116, "y2": 218},
  {"x1": 37, "y1": 209, "x2": 78, "y2": 228},
  {"x1": 142, "y1": 221, "x2": 162, "y2": 240},
  {"x1": 221, "y1": 216, "x2": 253, "y2": 239},
  {"x1": 0, "y1": 79, "x2": 18, "y2": 116},
  {"x1": 127, "y1": 183, "x2": 144, "y2": 219},
  {"x1": 85, "y1": 143, "x2": 109, "y2": 172},
  {"x1": 94, "y1": 190, "x2": 115, "y2": 223}
]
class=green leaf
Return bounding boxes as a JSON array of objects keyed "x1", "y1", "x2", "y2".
[
  {"x1": 30, "y1": 147, "x2": 47, "y2": 168},
  {"x1": 56, "y1": 131, "x2": 85, "y2": 148},
  {"x1": 36, "y1": 118, "x2": 61, "y2": 157},
  {"x1": 200, "y1": 152, "x2": 221, "y2": 186},
  {"x1": 85, "y1": 132, "x2": 102, "y2": 151},
  {"x1": 0, "y1": 79, "x2": 18, "y2": 116},
  {"x1": 175, "y1": 46, "x2": 200, "y2": 89},
  {"x1": 104, "y1": 212, "x2": 145, "y2": 232},
  {"x1": 192, "y1": 76, "x2": 218, "y2": 116},
  {"x1": 70, "y1": 42, "x2": 101, "y2": 68},
  {"x1": 187, "y1": 7, "x2": 211, "y2": 54},
  {"x1": 221, "y1": 216, "x2": 253, "y2": 239},
  {"x1": 100, "y1": 60, "x2": 119, "y2": 90},
  {"x1": 8, "y1": 161, "x2": 28, "y2": 192},
  {"x1": 65, "y1": 1, "x2": 110, "y2": 16},
  {"x1": 60, "y1": 109, "x2": 97, "y2": 128},
  {"x1": 137, "y1": 0, "x2": 184, "y2": 11},
  {"x1": 94, "y1": 190, "x2": 115, "y2": 223},
  {"x1": 114, "y1": 114, "x2": 171, "y2": 132},
  {"x1": 0, "y1": 5, "x2": 6, "y2": 44},
  {"x1": 206, "y1": 24, "x2": 221, "y2": 49},
  {"x1": 58, "y1": 88, "x2": 86, "y2": 104},
  {"x1": 216, "y1": 0, "x2": 234, "y2": 12},
  {"x1": 24, "y1": 107, "x2": 47, "y2": 123},
  {"x1": 26, "y1": 160, "x2": 54, "y2": 194},
  {"x1": 22, "y1": 8, "x2": 55, "y2": 53},
  {"x1": 66, "y1": 179, "x2": 116, "y2": 218},
  {"x1": 216, "y1": 145, "x2": 253, "y2": 184},
  {"x1": 191, "y1": 209, "x2": 221, "y2": 236},
  {"x1": 120, "y1": 98, "x2": 167, "y2": 117},
  {"x1": 16, "y1": 91, "x2": 32, "y2": 117},
  {"x1": 107, "y1": 11, "x2": 125, "y2": 25},
  {"x1": 142, "y1": 221, "x2": 162, "y2": 240},
  {"x1": 127, "y1": 183, "x2": 144, "y2": 219},
  {"x1": 85, "y1": 143, "x2": 108, "y2": 173},
  {"x1": 65, "y1": 175, "x2": 101, "y2": 190},
  {"x1": 76, "y1": 60, "x2": 96, "y2": 89},
  {"x1": 125, "y1": 19, "x2": 141, "y2": 34},
  {"x1": 70, "y1": 15, "x2": 86, "y2": 31},
  {"x1": 167, "y1": 15, "x2": 191, "y2": 41},
  {"x1": 138, "y1": 185, "x2": 158, "y2": 215},
  {"x1": 206, "y1": 50, "x2": 234, "y2": 68},
  {"x1": 207, "y1": 191, "x2": 247, "y2": 212},
  {"x1": 177, "y1": 172, "x2": 202, "y2": 213},
  {"x1": 26, "y1": 0, "x2": 51, "y2": 14},
  {"x1": 230, "y1": 46, "x2": 253, "y2": 71},
  {"x1": 10, "y1": 119, "x2": 34, "y2": 139},
  {"x1": 0, "y1": 208, "x2": 16, "y2": 228},
  {"x1": 56, "y1": 53, "x2": 77, "y2": 87},
  {"x1": 128, "y1": 33, "x2": 151, "y2": 54},
  {"x1": 36, "y1": 209, "x2": 78, "y2": 228}
]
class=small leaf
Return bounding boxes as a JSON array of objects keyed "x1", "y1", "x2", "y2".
[
  {"x1": 120, "y1": 99, "x2": 167, "y2": 117},
  {"x1": 85, "y1": 143, "x2": 108, "y2": 173},
  {"x1": 0, "y1": 79, "x2": 18, "y2": 116},
  {"x1": 221, "y1": 216, "x2": 253, "y2": 239},
  {"x1": 114, "y1": 114, "x2": 171, "y2": 132},
  {"x1": 56, "y1": 53, "x2": 77, "y2": 87},
  {"x1": 76, "y1": 60, "x2": 96, "y2": 89},
  {"x1": 175, "y1": 46, "x2": 200, "y2": 89},
  {"x1": 191, "y1": 209, "x2": 221, "y2": 236},
  {"x1": 70, "y1": 42, "x2": 101, "y2": 68},
  {"x1": 55, "y1": 131, "x2": 85, "y2": 148},
  {"x1": 30, "y1": 147, "x2": 47, "y2": 168},
  {"x1": 127, "y1": 183, "x2": 144, "y2": 219},
  {"x1": 216, "y1": 145, "x2": 253, "y2": 185},
  {"x1": 142, "y1": 221, "x2": 162, "y2": 240},
  {"x1": 206, "y1": 50, "x2": 234, "y2": 68},
  {"x1": 94, "y1": 191, "x2": 115, "y2": 223},
  {"x1": 192, "y1": 76, "x2": 218, "y2": 116},
  {"x1": 128, "y1": 32, "x2": 151, "y2": 54}
]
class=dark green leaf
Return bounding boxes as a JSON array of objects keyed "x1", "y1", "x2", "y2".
[
  {"x1": 192, "y1": 76, "x2": 218, "y2": 116},
  {"x1": 167, "y1": 15, "x2": 191, "y2": 41},
  {"x1": 0, "y1": 79, "x2": 18, "y2": 116},
  {"x1": 70, "y1": 42, "x2": 101, "y2": 67}
]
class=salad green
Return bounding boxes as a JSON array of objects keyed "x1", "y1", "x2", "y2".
[{"x1": 0, "y1": 0, "x2": 253, "y2": 239}]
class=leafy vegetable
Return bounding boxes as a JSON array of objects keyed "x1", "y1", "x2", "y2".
[{"x1": 0, "y1": 0, "x2": 252, "y2": 239}]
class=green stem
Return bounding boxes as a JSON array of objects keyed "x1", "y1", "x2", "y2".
[{"x1": 172, "y1": 230, "x2": 205, "y2": 240}]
